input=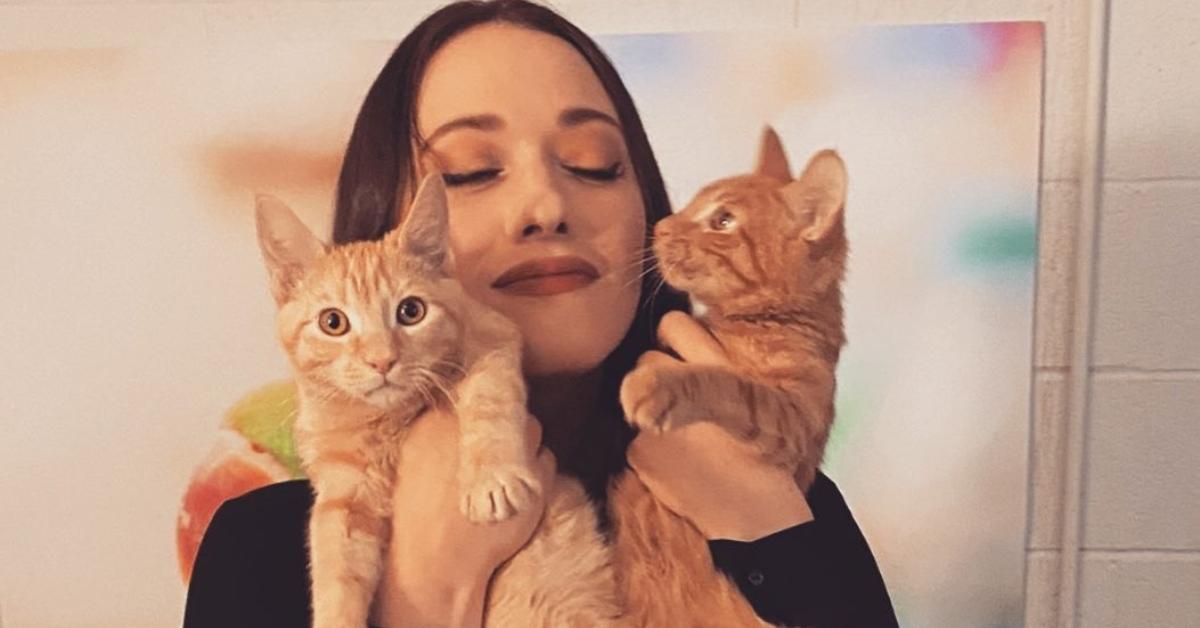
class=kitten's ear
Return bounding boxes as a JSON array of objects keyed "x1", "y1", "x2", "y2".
[
  {"x1": 754, "y1": 126, "x2": 793, "y2": 182},
  {"x1": 255, "y1": 194, "x2": 327, "y2": 305},
  {"x1": 781, "y1": 150, "x2": 847, "y2": 243},
  {"x1": 390, "y1": 173, "x2": 449, "y2": 270}
]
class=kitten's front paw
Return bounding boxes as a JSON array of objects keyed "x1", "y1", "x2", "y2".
[
  {"x1": 459, "y1": 463, "x2": 542, "y2": 523},
  {"x1": 620, "y1": 366, "x2": 694, "y2": 433}
]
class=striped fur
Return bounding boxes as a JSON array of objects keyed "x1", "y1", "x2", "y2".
[
  {"x1": 611, "y1": 129, "x2": 849, "y2": 628},
  {"x1": 256, "y1": 176, "x2": 624, "y2": 627}
]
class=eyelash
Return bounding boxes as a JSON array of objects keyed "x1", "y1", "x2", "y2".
[
  {"x1": 566, "y1": 162, "x2": 624, "y2": 182},
  {"x1": 442, "y1": 169, "x2": 501, "y2": 187},
  {"x1": 440, "y1": 162, "x2": 624, "y2": 187}
]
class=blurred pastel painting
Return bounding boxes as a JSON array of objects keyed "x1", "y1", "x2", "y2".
[
  {"x1": 0, "y1": 21, "x2": 1040, "y2": 628},
  {"x1": 602, "y1": 25, "x2": 1043, "y2": 628}
]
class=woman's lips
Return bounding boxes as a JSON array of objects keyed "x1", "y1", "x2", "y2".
[{"x1": 492, "y1": 256, "x2": 600, "y2": 297}]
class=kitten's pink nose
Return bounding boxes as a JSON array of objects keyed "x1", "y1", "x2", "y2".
[{"x1": 367, "y1": 357, "x2": 396, "y2": 374}]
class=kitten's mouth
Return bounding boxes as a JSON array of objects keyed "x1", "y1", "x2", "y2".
[
  {"x1": 364, "y1": 379, "x2": 398, "y2": 397},
  {"x1": 654, "y1": 253, "x2": 692, "y2": 287},
  {"x1": 653, "y1": 240, "x2": 693, "y2": 283}
]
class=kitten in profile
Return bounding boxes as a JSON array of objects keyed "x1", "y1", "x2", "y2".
[
  {"x1": 611, "y1": 128, "x2": 849, "y2": 627},
  {"x1": 256, "y1": 175, "x2": 624, "y2": 627}
]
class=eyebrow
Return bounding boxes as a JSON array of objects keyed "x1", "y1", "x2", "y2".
[
  {"x1": 559, "y1": 107, "x2": 621, "y2": 130},
  {"x1": 420, "y1": 107, "x2": 623, "y2": 150},
  {"x1": 421, "y1": 114, "x2": 504, "y2": 148}
]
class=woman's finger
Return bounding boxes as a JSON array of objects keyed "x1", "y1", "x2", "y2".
[
  {"x1": 524, "y1": 412, "x2": 544, "y2": 447},
  {"x1": 636, "y1": 349, "x2": 681, "y2": 369},
  {"x1": 625, "y1": 430, "x2": 667, "y2": 477},
  {"x1": 530, "y1": 446, "x2": 557, "y2": 508},
  {"x1": 535, "y1": 446, "x2": 557, "y2": 479},
  {"x1": 657, "y1": 311, "x2": 729, "y2": 366}
]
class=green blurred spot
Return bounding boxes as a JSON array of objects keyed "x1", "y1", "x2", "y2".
[
  {"x1": 957, "y1": 217, "x2": 1036, "y2": 268},
  {"x1": 223, "y1": 380, "x2": 305, "y2": 478},
  {"x1": 826, "y1": 387, "x2": 866, "y2": 468}
]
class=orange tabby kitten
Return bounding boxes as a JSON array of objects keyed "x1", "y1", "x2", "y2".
[
  {"x1": 256, "y1": 175, "x2": 624, "y2": 627},
  {"x1": 610, "y1": 128, "x2": 849, "y2": 628}
]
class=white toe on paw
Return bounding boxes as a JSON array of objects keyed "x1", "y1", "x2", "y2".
[{"x1": 459, "y1": 464, "x2": 542, "y2": 523}]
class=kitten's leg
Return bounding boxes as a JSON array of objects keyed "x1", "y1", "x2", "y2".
[
  {"x1": 620, "y1": 364, "x2": 830, "y2": 476},
  {"x1": 308, "y1": 473, "x2": 390, "y2": 628},
  {"x1": 454, "y1": 343, "x2": 542, "y2": 523}
]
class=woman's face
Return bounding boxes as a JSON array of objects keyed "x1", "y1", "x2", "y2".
[{"x1": 413, "y1": 23, "x2": 645, "y2": 376}]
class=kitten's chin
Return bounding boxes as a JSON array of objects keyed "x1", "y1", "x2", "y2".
[
  {"x1": 660, "y1": 260, "x2": 727, "y2": 301},
  {"x1": 672, "y1": 280, "x2": 728, "y2": 306},
  {"x1": 361, "y1": 383, "x2": 416, "y2": 410},
  {"x1": 657, "y1": 267, "x2": 689, "y2": 293},
  {"x1": 657, "y1": 255, "x2": 704, "y2": 297},
  {"x1": 660, "y1": 271, "x2": 706, "y2": 300}
]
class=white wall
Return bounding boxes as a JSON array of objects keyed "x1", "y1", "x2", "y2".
[
  {"x1": 1075, "y1": 0, "x2": 1200, "y2": 626},
  {"x1": 0, "y1": 1, "x2": 1194, "y2": 626}
]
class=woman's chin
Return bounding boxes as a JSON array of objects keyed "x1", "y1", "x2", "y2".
[
  {"x1": 520, "y1": 316, "x2": 623, "y2": 376},
  {"x1": 512, "y1": 303, "x2": 635, "y2": 377},
  {"x1": 473, "y1": 273, "x2": 639, "y2": 377},
  {"x1": 522, "y1": 342, "x2": 607, "y2": 377}
]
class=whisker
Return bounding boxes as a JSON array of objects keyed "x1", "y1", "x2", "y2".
[
  {"x1": 620, "y1": 248, "x2": 661, "y2": 291},
  {"x1": 637, "y1": 257, "x2": 661, "y2": 279},
  {"x1": 618, "y1": 245, "x2": 656, "y2": 268},
  {"x1": 642, "y1": 255, "x2": 684, "y2": 315},
  {"x1": 623, "y1": 262, "x2": 660, "y2": 291},
  {"x1": 431, "y1": 371, "x2": 458, "y2": 406},
  {"x1": 406, "y1": 372, "x2": 436, "y2": 416},
  {"x1": 418, "y1": 367, "x2": 460, "y2": 416},
  {"x1": 412, "y1": 378, "x2": 435, "y2": 411},
  {"x1": 430, "y1": 359, "x2": 468, "y2": 377}
]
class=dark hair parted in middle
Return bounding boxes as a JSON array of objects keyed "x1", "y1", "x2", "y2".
[{"x1": 331, "y1": 0, "x2": 688, "y2": 501}]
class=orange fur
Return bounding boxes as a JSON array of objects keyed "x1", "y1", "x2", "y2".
[
  {"x1": 257, "y1": 176, "x2": 625, "y2": 627},
  {"x1": 609, "y1": 472, "x2": 767, "y2": 627},
  {"x1": 612, "y1": 128, "x2": 849, "y2": 627}
]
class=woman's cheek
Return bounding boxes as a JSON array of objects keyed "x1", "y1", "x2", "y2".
[
  {"x1": 512, "y1": 283, "x2": 635, "y2": 376},
  {"x1": 606, "y1": 194, "x2": 648, "y2": 299},
  {"x1": 441, "y1": 187, "x2": 645, "y2": 376}
]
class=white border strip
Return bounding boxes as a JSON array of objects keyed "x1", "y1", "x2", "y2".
[{"x1": 1058, "y1": 0, "x2": 1110, "y2": 625}]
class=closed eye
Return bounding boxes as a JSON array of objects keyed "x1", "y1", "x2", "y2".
[
  {"x1": 442, "y1": 168, "x2": 502, "y2": 187},
  {"x1": 564, "y1": 162, "x2": 624, "y2": 182}
]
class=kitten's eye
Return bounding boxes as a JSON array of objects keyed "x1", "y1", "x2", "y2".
[
  {"x1": 709, "y1": 209, "x2": 737, "y2": 231},
  {"x1": 565, "y1": 162, "x2": 624, "y2": 182},
  {"x1": 317, "y1": 308, "x2": 350, "y2": 336},
  {"x1": 442, "y1": 169, "x2": 501, "y2": 187},
  {"x1": 396, "y1": 297, "x2": 426, "y2": 326}
]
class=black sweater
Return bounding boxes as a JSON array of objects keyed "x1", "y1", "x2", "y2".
[{"x1": 183, "y1": 471, "x2": 897, "y2": 627}]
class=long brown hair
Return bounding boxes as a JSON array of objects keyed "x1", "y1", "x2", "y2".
[{"x1": 331, "y1": 0, "x2": 687, "y2": 502}]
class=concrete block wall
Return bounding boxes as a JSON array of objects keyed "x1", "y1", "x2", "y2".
[
  {"x1": 1077, "y1": 1, "x2": 1200, "y2": 627},
  {"x1": 0, "y1": 0, "x2": 1194, "y2": 626}
]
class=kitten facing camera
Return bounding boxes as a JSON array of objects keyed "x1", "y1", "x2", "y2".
[{"x1": 255, "y1": 175, "x2": 624, "y2": 628}]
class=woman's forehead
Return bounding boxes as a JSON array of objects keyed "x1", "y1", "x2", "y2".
[{"x1": 416, "y1": 23, "x2": 617, "y2": 137}]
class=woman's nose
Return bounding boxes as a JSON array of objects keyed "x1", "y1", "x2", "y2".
[
  {"x1": 521, "y1": 219, "x2": 568, "y2": 238},
  {"x1": 509, "y1": 160, "x2": 570, "y2": 240},
  {"x1": 515, "y1": 194, "x2": 569, "y2": 240}
]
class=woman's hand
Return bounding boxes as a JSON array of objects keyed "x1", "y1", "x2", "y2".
[
  {"x1": 623, "y1": 311, "x2": 814, "y2": 542},
  {"x1": 372, "y1": 406, "x2": 555, "y2": 628}
]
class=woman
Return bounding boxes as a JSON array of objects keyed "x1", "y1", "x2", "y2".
[{"x1": 184, "y1": 1, "x2": 897, "y2": 626}]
